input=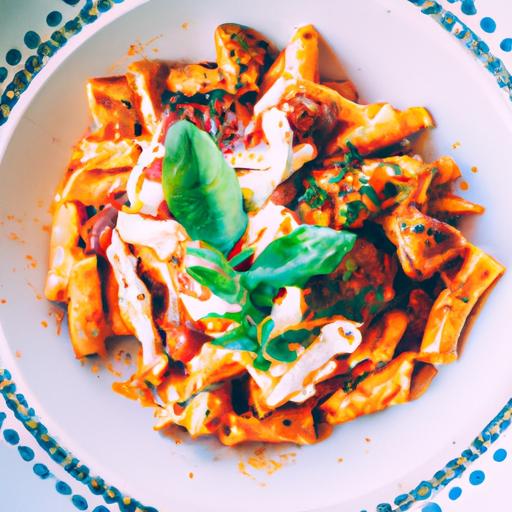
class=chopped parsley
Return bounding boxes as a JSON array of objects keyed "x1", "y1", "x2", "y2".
[
  {"x1": 340, "y1": 200, "x2": 367, "y2": 226},
  {"x1": 299, "y1": 177, "x2": 329, "y2": 208},
  {"x1": 329, "y1": 141, "x2": 363, "y2": 184}
]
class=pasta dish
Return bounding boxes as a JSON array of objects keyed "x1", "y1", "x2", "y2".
[{"x1": 45, "y1": 24, "x2": 504, "y2": 445}]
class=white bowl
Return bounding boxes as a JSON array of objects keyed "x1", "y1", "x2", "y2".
[{"x1": 1, "y1": 1, "x2": 511, "y2": 511}]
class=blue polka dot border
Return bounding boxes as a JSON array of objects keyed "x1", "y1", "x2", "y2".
[{"x1": 0, "y1": 2, "x2": 512, "y2": 512}]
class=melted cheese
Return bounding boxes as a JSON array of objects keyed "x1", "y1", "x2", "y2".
[
  {"x1": 247, "y1": 319, "x2": 362, "y2": 408},
  {"x1": 244, "y1": 201, "x2": 299, "y2": 258},
  {"x1": 116, "y1": 211, "x2": 187, "y2": 261},
  {"x1": 126, "y1": 122, "x2": 165, "y2": 216},
  {"x1": 106, "y1": 230, "x2": 162, "y2": 369}
]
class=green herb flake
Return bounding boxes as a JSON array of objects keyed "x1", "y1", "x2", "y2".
[{"x1": 299, "y1": 178, "x2": 329, "y2": 208}]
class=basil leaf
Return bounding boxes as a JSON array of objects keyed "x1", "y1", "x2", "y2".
[
  {"x1": 228, "y1": 246, "x2": 255, "y2": 268},
  {"x1": 162, "y1": 120, "x2": 248, "y2": 254},
  {"x1": 186, "y1": 266, "x2": 244, "y2": 304},
  {"x1": 242, "y1": 225, "x2": 357, "y2": 291},
  {"x1": 187, "y1": 246, "x2": 237, "y2": 278},
  {"x1": 211, "y1": 325, "x2": 259, "y2": 352}
]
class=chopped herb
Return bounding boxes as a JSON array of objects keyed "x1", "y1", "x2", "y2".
[
  {"x1": 459, "y1": 296, "x2": 470, "y2": 303},
  {"x1": 239, "y1": 63, "x2": 249, "y2": 74},
  {"x1": 400, "y1": 222, "x2": 407, "y2": 230},
  {"x1": 205, "y1": 409, "x2": 211, "y2": 417},
  {"x1": 299, "y1": 177, "x2": 329, "y2": 208},
  {"x1": 412, "y1": 224, "x2": 425, "y2": 234},
  {"x1": 121, "y1": 99, "x2": 132, "y2": 109},
  {"x1": 134, "y1": 122, "x2": 143, "y2": 137},
  {"x1": 339, "y1": 200, "x2": 367, "y2": 226},
  {"x1": 382, "y1": 182, "x2": 398, "y2": 199},
  {"x1": 342, "y1": 371, "x2": 370, "y2": 393},
  {"x1": 229, "y1": 49, "x2": 236, "y2": 57},
  {"x1": 360, "y1": 185, "x2": 381, "y2": 207},
  {"x1": 329, "y1": 141, "x2": 363, "y2": 183},
  {"x1": 232, "y1": 32, "x2": 249, "y2": 51}
]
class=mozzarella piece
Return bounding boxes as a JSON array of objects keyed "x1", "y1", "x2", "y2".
[
  {"x1": 116, "y1": 211, "x2": 187, "y2": 261},
  {"x1": 254, "y1": 76, "x2": 292, "y2": 115},
  {"x1": 106, "y1": 230, "x2": 163, "y2": 369},
  {"x1": 247, "y1": 319, "x2": 362, "y2": 408},
  {"x1": 162, "y1": 343, "x2": 251, "y2": 404},
  {"x1": 271, "y1": 287, "x2": 305, "y2": 333},
  {"x1": 236, "y1": 108, "x2": 315, "y2": 210},
  {"x1": 244, "y1": 202, "x2": 299, "y2": 258}
]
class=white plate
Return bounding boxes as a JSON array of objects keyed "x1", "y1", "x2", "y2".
[{"x1": 1, "y1": 1, "x2": 512, "y2": 511}]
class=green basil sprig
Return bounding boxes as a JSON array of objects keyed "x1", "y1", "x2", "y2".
[
  {"x1": 162, "y1": 120, "x2": 248, "y2": 254},
  {"x1": 186, "y1": 225, "x2": 357, "y2": 369}
]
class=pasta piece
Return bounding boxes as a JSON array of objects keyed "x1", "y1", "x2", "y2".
[
  {"x1": 104, "y1": 264, "x2": 132, "y2": 336},
  {"x1": 255, "y1": 78, "x2": 433, "y2": 155},
  {"x1": 126, "y1": 60, "x2": 168, "y2": 135},
  {"x1": 382, "y1": 204, "x2": 467, "y2": 280},
  {"x1": 321, "y1": 352, "x2": 416, "y2": 425},
  {"x1": 60, "y1": 168, "x2": 131, "y2": 208},
  {"x1": 322, "y1": 80, "x2": 358, "y2": 102},
  {"x1": 429, "y1": 193, "x2": 484, "y2": 216},
  {"x1": 348, "y1": 310, "x2": 408, "y2": 369},
  {"x1": 44, "y1": 202, "x2": 82, "y2": 302},
  {"x1": 419, "y1": 244, "x2": 504, "y2": 364},
  {"x1": 58, "y1": 138, "x2": 141, "y2": 207},
  {"x1": 260, "y1": 24, "x2": 319, "y2": 95},
  {"x1": 167, "y1": 24, "x2": 272, "y2": 96},
  {"x1": 106, "y1": 230, "x2": 167, "y2": 383},
  {"x1": 158, "y1": 343, "x2": 252, "y2": 405},
  {"x1": 298, "y1": 154, "x2": 439, "y2": 229},
  {"x1": 67, "y1": 255, "x2": 108, "y2": 358},
  {"x1": 67, "y1": 138, "x2": 142, "y2": 175},
  {"x1": 154, "y1": 383, "x2": 232, "y2": 436},
  {"x1": 86, "y1": 75, "x2": 145, "y2": 139},
  {"x1": 218, "y1": 405, "x2": 320, "y2": 445}
]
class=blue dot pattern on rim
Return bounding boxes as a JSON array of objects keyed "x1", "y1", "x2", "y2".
[
  {"x1": 62, "y1": 0, "x2": 81, "y2": 4},
  {"x1": 3, "y1": 428, "x2": 20, "y2": 445},
  {"x1": 5, "y1": 49, "x2": 22, "y2": 66},
  {"x1": 480, "y1": 17, "x2": 497, "y2": 33},
  {"x1": 421, "y1": 503, "x2": 442, "y2": 512},
  {"x1": 33, "y1": 463, "x2": 51, "y2": 479},
  {"x1": 71, "y1": 494, "x2": 89, "y2": 510},
  {"x1": 493, "y1": 448, "x2": 508, "y2": 462},
  {"x1": 0, "y1": 67, "x2": 6, "y2": 82},
  {"x1": 501, "y1": 39, "x2": 512, "y2": 52},
  {"x1": 56, "y1": 481, "x2": 73, "y2": 495},
  {"x1": 448, "y1": 486, "x2": 462, "y2": 500},
  {"x1": 92, "y1": 507, "x2": 111, "y2": 512},
  {"x1": 23, "y1": 31, "x2": 41, "y2": 49},
  {"x1": 446, "y1": 0, "x2": 477, "y2": 15},
  {"x1": 46, "y1": 11, "x2": 63, "y2": 27},
  {"x1": 18, "y1": 445, "x2": 35, "y2": 461},
  {"x1": 469, "y1": 470, "x2": 486, "y2": 485}
]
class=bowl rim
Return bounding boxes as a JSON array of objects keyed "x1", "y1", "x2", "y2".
[{"x1": 0, "y1": 1, "x2": 511, "y2": 511}]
